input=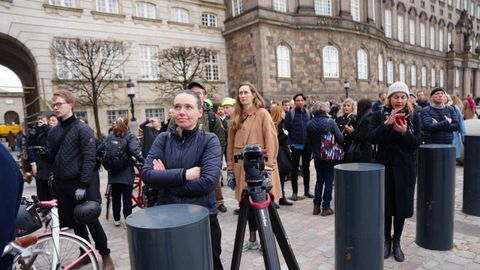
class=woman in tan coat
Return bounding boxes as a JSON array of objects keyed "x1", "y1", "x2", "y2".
[{"x1": 227, "y1": 81, "x2": 281, "y2": 252}]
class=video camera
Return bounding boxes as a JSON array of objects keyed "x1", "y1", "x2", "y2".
[{"x1": 235, "y1": 144, "x2": 269, "y2": 187}]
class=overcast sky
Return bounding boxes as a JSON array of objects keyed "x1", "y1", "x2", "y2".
[{"x1": 0, "y1": 64, "x2": 22, "y2": 92}]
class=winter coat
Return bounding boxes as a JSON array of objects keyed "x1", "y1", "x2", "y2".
[
  {"x1": 463, "y1": 99, "x2": 476, "y2": 120},
  {"x1": 142, "y1": 126, "x2": 221, "y2": 215},
  {"x1": 284, "y1": 107, "x2": 311, "y2": 146},
  {"x1": 276, "y1": 120, "x2": 292, "y2": 175},
  {"x1": 335, "y1": 113, "x2": 356, "y2": 154},
  {"x1": 98, "y1": 132, "x2": 144, "y2": 186},
  {"x1": 29, "y1": 125, "x2": 52, "y2": 180},
  {"x1": 421, "y1": 105, "x2": 460, "y2": 144},
  {"x1": 349, "y1": 110, "x2": 373, "y2": 162},
  {"x1": 369, "y1": 107, "x2": 421, "y2": 218},
  {"x1": 227, "y1": 107, "x2": 281, "y2": 201},
  {"x1": 306, "y1": 114, "x2": 344, "y2": 161},
  {"x1": 139, "y1": 120, "x2": 161, "y2": 158},
  {"x1": 452, "y1": 105, "x2": 466, "y2": 159}
]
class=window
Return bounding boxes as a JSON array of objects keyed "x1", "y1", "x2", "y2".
[
  {"x1": 411, "y1": 65, "x2": 417, "y2": 86},
  {"x1": 439, "y1": 69, "x2": 444, "y2": 87},
  {"x1": 477, "y1": 4, "x2": 480, "y2": 18},
  {"x1": 273, "y1": 0, "x2": 287, "y2": 12},
  {"x1": 471, "y1": 2, "x2": 475, "y2": 16},
  {"x1": 409, "y1": 19, "x2": 415, "y2": 45},
  {"x1": 314, "y1": 0, "x2": 332, "y2": 16},
  {"x1": 420, "y1": 23, "x2": 426, "y2": 47},
  {"x1": 430, "y1": 26, "x2": 435, "y2": 50},
  {"x1": 50, "y1": 0, "x2": 75, "y2": 8},
  {"x1": 421, "y1": 66, "x2": 427, "y2": 87},
  {"x1": 464, "y1": 0, "x2": 468, "y2": 10},
  {"x1": 100, "y1": 42, "x2": 124, "y2": 80},
  {"x1": 202, "y1": 13, "x2": 217, "y2": 27},
  {"x1": 55, "y1": 39, "x2": 81, "y2": 80},
  {"x1": 470, "y1": 39, "x2": 474, "y2": 52},
  {"x1": 139, "y1": 45, "x2": 159, "y2": 80},
  {"x1": 455, "y1": 68, "x2": 460, "y2": 87},
  {"x1": 448, "y1": 0, "x2": 452, "y2": 5},
  {"x1": 74, "y1": 111, "x2": 87, "y2": 119},
  {"x1": 399, "y1": 63, "x2": 405, "y2": 82},
  {"x1": 457, "y1": 0, "x2": 461, "y2": 9},
  {"x1": 145, "y1": 108, "x2": 165, "y2": 121},
  {"x1": 385, "y1": 10, "x2": 392, "y2": 38},
  {"x1": 351, "y1": 0, "x2": 360, "y2": 21},
  {"x1": 107, "y1": 110, "x2": 128, "y2": 125},
  {"x1": 372, "y1": 0, "x2": 376, "y2": 22},
  {"x1": 276, "y1": 45, "x2": 291, "y2": 78},
  {"x1": 357, "y1": 49, "x2": 368, "y2": 80},
  {"x1": 96, "y1": 0, "x2": 118, "y2": 13},
  {"x1": 439, "y1": 29, "x2": 444, "y2": 52},
  {"x1": 431, "y1": 68, "x2": 436, "y2": 87},
  {"x1": 378, "y1": 54, "x2": 384, "y2": 82},
  {"x1": 398, "y1": 15, "x2": 404, "y2": 42},
  {"x1": 322, "y1": 46, "x2": 339, "y2": 78},
  {"x1": 205, "y1": 51, "x2": 220, "y2": 81},
  {"x1": 232, "y1": 0, "x2": 244, "y2": 16},
  {"x1": 136, "y1": 2, "x2": 156, "y2": 19},
  {"x1": 387, "y1": 60, "x2": 394, "y2": 84},
  {"x1": 171, "y1": 8, "x2": 189, "y2": 23},
  {"x1": 447, "y1": 31, "x2": 452, "y2": 49}
]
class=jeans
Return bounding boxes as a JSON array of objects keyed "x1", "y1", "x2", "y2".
[
  {"x1": 111, "y1": 183, "x2": 133, "y2": 222},
  {"x1": 290, "y1": 147, "x2": 312, "y2": 194},
  {"x1": 313, "y1": 159, "x2": 335, "y2": 209}
]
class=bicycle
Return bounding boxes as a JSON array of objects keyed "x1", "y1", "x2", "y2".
[{"x1": 4, "y1": 196, "x2": 100, "y2": 269}]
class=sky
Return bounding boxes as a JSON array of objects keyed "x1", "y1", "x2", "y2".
[{"x1": 0, "y1": 64, "x2": 22, "y2": 92}]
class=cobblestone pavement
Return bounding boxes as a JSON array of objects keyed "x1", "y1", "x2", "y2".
[{"x1": 20, "y1": 162, "x2": 480, "y2": 270}]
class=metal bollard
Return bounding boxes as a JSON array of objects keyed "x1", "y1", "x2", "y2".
[
  {"x1": 334, "y1": 163, "x2": 385, "y2": 270},
  {"x1": 126, "y1": 204, "x2": 213, "y2": 270},
  {"x1": 416, "y1": 144, "x2": 456, "y2": 250},
  {"x1": 463, "y1": 136, "x2": 480, "y2": 216}
]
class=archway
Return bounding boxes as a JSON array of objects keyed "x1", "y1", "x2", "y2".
[
  {"x1": 4, "y1": 111, "x2": 20, "y2": 124},
  {"x1": 0, "y1": 33, "x2": 40, "y2": 125}
]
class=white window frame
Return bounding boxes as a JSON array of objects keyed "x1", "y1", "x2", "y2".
[
  {"x1": 351, "y1": 0, "x2": 360, "y2": 22},
  {"x1": 387, "y1": 60, "x2": 394, "y2": 84},
  {"x1": 205, "y1": 51, "x2": 220, "y2": 81},
  {"x1": 232, "y1": 0, "x2": 244, "y2": 16},
  {"x1": 477, "y1": 4, "x2": 480, "y2": 18},
  {"x1": 107, "y1": 110, "x2": 128, "y2": 125},
  {"x1": 421, "y1": 66, "x2": 427, "y2": 87},
  {"x1": 202, "y1": 13, "x2": 217, "y2": 27},
  {"x1": 171, "y1": 8, "x2": 189, "y2": 23},
  {"x1": 139, "y1": 45, "x2": 159, "y2": 80},
  {"x1": 145, "y1": 108, "x2": 165, "y2": 121},
  {"x1": 399, "y1": 63, "x2": 405, "y2": 82},
  {"x1": 96, "y1": 0, "x2": 119, "y2": 13},
  {"x1": 323, "y1": 46, "x2": 339, "y2": 78},
  {"x1": 398, "y1": 15, "x2": 404, "y2": 42},
  {"x1": 378, "y1": 54, "x2": 384, "y2": 82},
  {"x1": 136, "y1": 2, "x2": 156, "y2": 19},
  {"x1": 447, "y1": 31, "x2": 452, "y2": 49},
  {"x1": 457, "y1": 0, "x2": 461, "y2": 9},
  {"x1": 431, "y1": 68, "x2": 436, "y2": 87},
  {"x1": 471, "y1": 2, "x2": 475, "y2": 16},
  {"x1": 55, "y1": 39, "x2": 81, "y2": 80},
  {"x1": 357, "y1": 49, "x2": 368, "y2": 80},
  {"x1": 273, "y1": 0, "x2": 287, "y2": 12},
  {"x1": 49, "y1": 0, "x2": 75, "y2": 8},
  {"x1": 439, "y1": 29, "x2": 444, "y2": 52},
  {"x1": 464, "y1": 0, "x2": 468, "y2": 10},
  {"x1": 314, "y1": 0, "x2": 332, "y2": 16},
  {"x1": 385, "y1": 10, "x2": 392, "y2": 38},
  {"x1": 455, "y1": 68, "x2": 460, "y2": 88},
  {"x1": 439, "y1": 69, "x2": 444, "y2": 87},
  {"x1": 430, "y1": 26, "x2": 435, "y2": 50},
  {"x1": 411, "y1": 65, "x2": 417, "y2": 86},
  {"x1": 448, "y1": 0, "x2": 453, "y2": 5},
  {"x1": 276, "y1": 45, "x2": 291, "y2": 78},
  {"x1": 409, "y1": 19, "x2": 415, "y2": 45},
  {"x1": 420, "y1": 23, "x2": 426, "y2": 47},
  {"x1": 100, "y1": 41, "x2": 124, "y2": 80}
]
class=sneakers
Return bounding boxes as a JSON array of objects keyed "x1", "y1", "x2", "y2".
[
  {"x1": 114, "y1": 220, "x2": 121, "y2": 227},
  {"x1": 321, "y1": 208, "x2": 334, "y2": 216},
  {"x1": 242, "y1": 240, "x2": 260, "y2": 252},
  {"x1": 217, "y1": 204, "x2": 227, "y2": 213}
]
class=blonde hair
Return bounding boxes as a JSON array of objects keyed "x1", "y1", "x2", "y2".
[
  {"x1": 338, "y1": 98, "x2": 357, "y2": 116},
  {"x1": 451, "y1": 95, "x2": 463, "y2": 107},
  {"x1": 385, "y1": 96, "x2": 414, "y2": 115},
  {"x1": 230, "y1": 81, "x2": 265, "y2": 132},
  {"x1": 270, "y1": 106, "x2": 284, "y2": 128}
]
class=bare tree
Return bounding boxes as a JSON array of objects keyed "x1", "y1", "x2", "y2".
[{"x1": 53, "y1": 39, "x2": 129, "y2": 138}]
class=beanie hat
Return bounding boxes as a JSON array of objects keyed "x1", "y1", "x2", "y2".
[
  {"x1": 221, "y1": 97, "x2": 236, "y2": 107},
  {"x1": 387, "y1": 81, "x2": 410, "y2": 98},
  {"x1": 430, "y1": 87, "x2": 445, "y2": 96}
]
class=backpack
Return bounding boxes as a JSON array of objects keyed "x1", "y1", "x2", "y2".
[
  {"x1": 101, "y1": 135, "x2": 129, "y2": 173},
  {"x1": 320, "y1": 120, "x2": 344, "y2": 161},
  {"x1": 207, "y1": 110, "x2": 216, "y2": 132},
  {"x1": 289, "y1": 108, "x2": 312, "y2": 125}
]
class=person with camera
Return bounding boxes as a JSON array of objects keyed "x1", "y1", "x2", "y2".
[
  {"x1": 335, "y1": 98, "x2": 356, "y2": 157},
  {"x1": 369, "y1": 82, "x2": 421, "y2": 263},
  {"x1": 46, "y1": 90, "x2": 114, "y2": 269},
  {"x1": 226, "y1": 81, "x2": 281, "y2": 252},
  {"x1": 98, "y1": 116, "x2": 144, "y2": 227},
  {"x1": 139, "y1": 116, "x2": 161, "y2": 158}
]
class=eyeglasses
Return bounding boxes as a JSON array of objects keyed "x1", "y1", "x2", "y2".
[{"x1": 52, "y1": 102, "x2": 67, "y2": 108}]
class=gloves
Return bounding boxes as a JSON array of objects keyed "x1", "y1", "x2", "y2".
[
  {"x1": 75, "y1": 188, "x2": 86, "y2": 201},
  {"x1": 227, "y1": 171, "x2": 236, "y2": 191}
]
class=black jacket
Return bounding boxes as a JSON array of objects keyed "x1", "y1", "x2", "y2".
[
  {"x1": 306, "y1": 114, "x2": 344, "y2": 161},
  {"x1": 335, "y1": 114, "x2": 356, "y2": 153},
  {"x1": 349, "y1": 110, "x2": 373, "y2": 162},
  {"x1": 140, "y1": 120, "x2": 161, "y2": 158},
  {"x1": 46, "y1": 115, "x2": 96, "y2": 187}
]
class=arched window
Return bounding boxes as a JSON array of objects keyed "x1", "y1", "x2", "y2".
[
  {"x1": 430, "y1": 26, "x2": 435, "y2": 50},
  {"x1": 421, "y1": 66, "x2": 427, "y2": 87},
  {"x1": 351, "y1": 0, "x2": 360, "y2": 21},
  {"x1": 411, "y1": 65, "x2": 417, "y2": 86},
  {"x1": 409, "y1": 19, "x2": 415, "y2": 45},
  {"x1": 399, "y1": 63, "x2": 405, "y2": 82},
  {"x1": 385, "y1": 10, "x2": 392, "y2": 38},
  {"x1": 314, "y1": 0, "x2": 332, "y2": 16},
  {"x1": 136, "y1": 2, "x2": 156, "y2": 19},
  {"x1": 439, "y1": 29, "x2": 444, "y2": 52},
  {"x1": 276, "y1": 45, "x2": 291, "y2": 78},
  {"x1": 378, "y1": 54, "x2": 384, "y2": 82},
  {"x1": 357, "y1": 49, "x2": 368, "y2": 80},
  {"x1": 431, "y1": 68, "x2": 436, "y2": 87},
  {"x1": 387, "y1": 60, "x2": 394, "y2": 84},
  {"x1": 439, "y1": 69, "x2": 444, "y2": 87},
  {"x1": 96, "y1": 0, "x2": 118, "y2": 13},
  {"x1": 398, "y1": 15, "x2": 404, "y2": 42},
  {"x1": 323, "y1": 46, "x2": 339, "y2": 78},
  {"x1": 420, "y1": 23, "x2": 426, "y2": 47},
  {"x1": 171, "y1": 8, "x2": 189, "y2": 23}
]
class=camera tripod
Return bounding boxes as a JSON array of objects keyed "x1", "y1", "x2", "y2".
[{"x1": 230, "y1": 185, "x2": 299, "y2": 270}]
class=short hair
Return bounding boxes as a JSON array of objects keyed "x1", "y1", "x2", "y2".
[
  {"x1": 293, "y1": 93, "x2": 306, "y2": 102},
  {"x1": 187, "y1": 81, "x2": 206, "y2": 95},
  {"x1": 174, "y1": 91, "x2": 203, "y2": 110},
  {"x1": 311, "y1": 101, "x2": 330, "y2": 115},
  {"x1": 53, "y1": 90, "x2": 75, "y2": 107},
  {"x1": 281, "y1": 98, "x2": 290, "y2": 105},
  {"x1": 378, "y1": 92, "x2": 385, "y2": 98}
]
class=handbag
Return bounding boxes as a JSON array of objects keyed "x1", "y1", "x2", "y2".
[
  {"x1": 320, "y1": 120, "x2": 344, "y2": 161},
  {"x1": 346, "y1": 140, "x2": 362, "y2": 161}
]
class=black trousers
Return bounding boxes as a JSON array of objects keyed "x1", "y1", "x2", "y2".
[
  {"x1": 36, "y1": 178, "x2": 52, "y2": 201},
  {"x1": 209, "y1": 214, "x2": 223, "y2": 270},
  {"x1": 111, "y1": 183, "x2": 132, "y2": 221},
  {"x1": 52, "y1": 181, "x2": 110, "y2": 256},
  {"x1": 290, "y1": 147, "x2": 312, "y2": 194}
]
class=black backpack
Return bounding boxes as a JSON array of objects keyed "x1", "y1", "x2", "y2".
[{"x1": 101, "y1": 136, "x2": 129, "y2": 173}]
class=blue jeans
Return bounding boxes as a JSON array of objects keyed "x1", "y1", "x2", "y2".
[{"x1": 313, "y1": 159, "x2": 335, "y2": 209}]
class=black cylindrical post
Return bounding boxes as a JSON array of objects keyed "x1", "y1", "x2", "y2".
[
  {"x1": 463, "y1": 136, "x2": 480, "y2": 216},
  {"x1": 334, "y1": 163, "x2": 385, "y2": 270},
  {"x1": 126, "y1": 204, "x2": 212, "y2": 270},
  {"x1": 416, "y1": 144, "x2": 456, "y2": 250}
]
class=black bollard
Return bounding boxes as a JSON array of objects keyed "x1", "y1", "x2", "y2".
[
  {"x1": 334, "y1": 163, "x2": 385, "y2": 270},
  {"x1": 126, "y1": 204, "x2": 213, "y2": 270},
  {"x1": 416, "y1": 144, "x2": 456, "y2": 250},
  {"x1": 463, "y1": 136, "x2": 480, "y2": 216}
]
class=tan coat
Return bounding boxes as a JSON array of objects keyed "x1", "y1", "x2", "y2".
[
  {"x1": 227, "y1": 107, "x2": 281, "y2": 201},
  {"x1": 462, "y1": 100, "x2": 475, "y2": 120}
]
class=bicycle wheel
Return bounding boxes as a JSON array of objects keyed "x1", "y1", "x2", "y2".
[{"x1": 29, "y1": 233, "x2": 100, "y2": 270}]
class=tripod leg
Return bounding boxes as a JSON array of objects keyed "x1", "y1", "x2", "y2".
[
  {"x1": 255, "y1": 206, "x2": 281, "y2": 270},
  {"x1": 230, "y1": 195, "x2": 250, "y2": 270},
  {"x1": 268, "y1": 199, "x2": 300, "y2": 270}
]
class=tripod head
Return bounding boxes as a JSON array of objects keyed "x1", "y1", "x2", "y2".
[{"x1": 236, "y1": 144, "x2": 268, "y2": 187}]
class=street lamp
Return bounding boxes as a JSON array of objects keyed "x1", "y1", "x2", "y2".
[
  {"x1": 344, "y1": 79, "x2": 350, "y2": 99},
  {"x1": 127, "y1": 79, "x2": 136, "y2": 122}
]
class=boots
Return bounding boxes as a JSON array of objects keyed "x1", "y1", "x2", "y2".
[
  {"x1": 392, "y1": 239, "x2": 405, "y2": 262},
  {"x1": 102, "y1": 255, "x2": 115, "y2": 270},
  {"x1": 313, "y1": 204, "x2": 321, "y2": 215},
  {"x1": 384, "y1": 236, "x2": 391, "y2": 259},
  {"x1": 290, "y1": 193, "x2": 298, "y2": 201}
]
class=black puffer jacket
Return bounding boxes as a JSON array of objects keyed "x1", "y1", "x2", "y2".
[{"x1": 47, "y1": 115, "x2": 96, "y2": 187}]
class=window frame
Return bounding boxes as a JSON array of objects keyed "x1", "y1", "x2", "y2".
[
  {"x1": 322, "y1": 46, "x2": 340, "y2": 78},
  {"x1": 139, "y1": 45, "x2": 159, "y2": 80},
  {"x1": 399, "y1": 63, "x2": 406, "y2": 82},
  {"x1": 205, "y1": 51, "x2": 220, "y2": 81},
  {"x1": 49, "y1": 0, "x2": 75, "y2": 8},
  {"x1": 411, "y1": 65, "x2": 417, "y2": 86},
  {"x1": 357, "y1": 49, "x2": 368, "y2": 80},
  {"x1": 273, "y1": 0, "x2": 287, "y2": 12},
  {"x1": 107, "y1": 110, "x2": 128, "y2": 125},
  {"x1": 420, "y1": 23, "x2": 426, "y2": 47},
  {"x1": 96, "y1": 0, "x2": 119, "y2": 14},
  {"x1": 398, "y1": 15, "x2": 404, "y2": 42},
  {"x1": 314, "y1": 0, "x2": 332, "y2": 16},
  {"x1": 276, "y1": 45, "x2": 292, "y2": 78},
  {"x1": 202, "y1": 13, "x2": 218, "y2": 27},
  {"x1": 351, "y1": 0, "x2": 360, "y2": 22},
  {"x1": 385, "y1": 9, "x2": 392, "y2": 38},
  {"x1": 378, "y1": 54, "x2": 384, "y2": 82},
  {"x1": 409, "y1": 19, "x2": 415, "y2": 45},
  {"x1": 171, "y1": 7, "x2": 189, "y2": 24},
  {"x1": 232, "y1": 0, "x2": 244, "y2": 17},
  {"x1": 136, "y1": 2, "x2": 156, "y2": 19},
  {"x1": 387, "y1": 60, "x2": 394, "y2": 84}
]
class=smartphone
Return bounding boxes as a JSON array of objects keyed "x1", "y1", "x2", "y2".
[{"x1": 395, "y1": 114, "x2": 405, "y2": 124}]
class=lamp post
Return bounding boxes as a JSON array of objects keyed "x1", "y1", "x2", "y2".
[
  {"x1": 127, "y1": 79, "x2": 136, "y2": 122},
  {"x1": 344, "y1": 79, "x2": 350, "y2": 99}
]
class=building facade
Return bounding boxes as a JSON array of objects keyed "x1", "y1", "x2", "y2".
[
  {"x1": 223, "y1": 0, "x2": 480, "y2": 102},
  {"x1": 1, "y1": 0, "x2": 227, "y2": 135},
  {"x1": 0, "y1": 90, "x2": 25, "y2": 125}
]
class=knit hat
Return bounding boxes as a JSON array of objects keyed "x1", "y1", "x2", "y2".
[
  {"x1": 387, "y1": 81, "x2": 410, "y2": 98},
  {"x1": 430, "y1": 87, "x2": 445, "y2": 96}
]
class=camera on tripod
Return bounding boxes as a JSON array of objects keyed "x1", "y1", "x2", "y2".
[{"x1": 234, "y1": 144, "x2": 269, "y2": 187}]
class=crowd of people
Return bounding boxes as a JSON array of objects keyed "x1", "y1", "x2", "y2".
[{"x1": 2, "y1": 80, "x2": 479, "y2": 269}]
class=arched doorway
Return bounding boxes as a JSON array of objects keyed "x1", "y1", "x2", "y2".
[
  {"x1": 0, "y1": 33, "x2": 40, "y2": 125},
  {"x1": 4, "y1": 111, "x2": 20, "y2": 124}
]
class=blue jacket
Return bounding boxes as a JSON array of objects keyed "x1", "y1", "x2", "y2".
[
  {"x1": 142, "y1": 126, "x2": 221, "y2": 215},
  {"x1": 306, "y1": 114, "x2": 344, "y2": 160},
  {"x1": 421, "y1": 105, "x2": 460, "y2": 144},
  {"x1": 284, "y1": 108, "x2": 311, "y2": 146}
]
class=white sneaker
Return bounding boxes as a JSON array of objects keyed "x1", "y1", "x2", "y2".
[
  {"x1": 242, "y1": 240, "x2": 260, "y2": 252},
  {"x1": 114, "y1": 220, "x2": 121, "y2": 227}
]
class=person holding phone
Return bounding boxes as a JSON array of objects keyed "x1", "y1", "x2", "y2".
[{"x1": 369, "y1": 81, "x2": 421, "y2": 263}]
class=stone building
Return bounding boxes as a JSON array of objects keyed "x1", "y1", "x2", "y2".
[
  {"x1": 223, "y1": 0, "x2": 480, "y2": 102},
  {"x1": 1, "y1": 0, "x2": 227, "y2": 135},
  {"x1": 0, "y1": 89, "x2": 25, "y2": 125}
]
